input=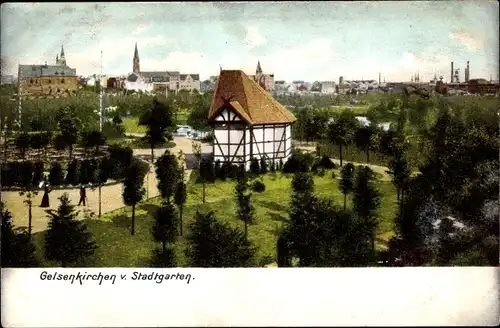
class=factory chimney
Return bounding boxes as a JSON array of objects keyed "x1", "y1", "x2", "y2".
[
  {"x1": 379, "y1": 72, "x2": 381, "y2": 85},
  {"x1": 451, "y1": 62, "x2": 454, "y2": 83},
  {"x1": 465, "y1": 61, "x2": 470, "y2": 82}
]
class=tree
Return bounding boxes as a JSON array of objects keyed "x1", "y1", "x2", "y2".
[
  {"x1": 1, "y1": 204, "x2": 38, "y2": 267},
  {"x1": 152, "y1": 200, "x2": 178, "y2": 252},
  {"x1": 95, "y1": 157, "x2": 111, "y2": 217},
  {"x1": 260, "y1": 157, "x2": 268, "y2": 174},
  {"x1": 39, "y1": 131, "x2": 53, "y2": 160},
  {"x1": 387, "y1": 143, "x2": 411, "y2": 217},
  {"x1": 187, "y1": 99, "x2": 211, "y2": 132},
  {"x1": 48, "y1": 162, "x2": 65, "y2": 186},
  {"x1": 65, "y1": 159, "x2": 80, "y2": 186},
  {"x1": 44, "y1": 193, "x2": 97, "y2": 267},
  {"x1": 250, "y1": 157, "x2": 260, "y2": 174},
  {"x1": 174, "y1": 180, "x2": 187, "y2": 236},
  {"x1": 352, "y1": 166, "x2": 381, "y2": 251},
  {"x1": 15, "y1": 132, "x2": 31, "y2": 159},
  {"x1": 327, "y1": 112, "x2": 359, "y2": 166},
  {"x1": 17, "y1": 161, "x2": 37, "y2": 237},
  {"x1": 30, "y1": 133, "x2": 44, "y2": 160},
  {"x1": 199, "y1": 157, "x2": 215, "y2": 203},
  {"x1": 191, "y1": 141, "x2": 202, "y2": 169},
  {"x1": 150, "y1": 247, "x2": 176, "y2": 268},
  {"x1": 122, "y1": 159, "x2": 148, "y2": 235},
  {"x1": 59, "y1": 116, "x2": 79, "y2": 160},
  {"x1": 155, "y1": 151, "x2": 181, "y2": 202},
  {"x1": 339, "y1": 163, "x2": 356, "y2": 210},
  {"x1": 32, "y1": 162, "x2": 45, "y2": 186},
  {"x1": 138, "y1": 99, "x2": 175, "y2": 163},
  {"x1": 185, "y1": 210, "x2": 256, "y2": 267},
  {"x1": 235, "y1": 172, "x2": 254, "y2": 240},
  {"x1": 79, "y1": 159, "x2": 98, "y2": 186},
  {"x1": 355, "y1": 125, "x2": 376, "y2": 163},
  {"x1": 80, "y1": 131, "x2": 106, "y2": 157}
]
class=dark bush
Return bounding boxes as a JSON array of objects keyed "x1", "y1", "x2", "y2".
[
  {"x1": 65, "y1": 159, "x2": 80, "y2": 185},
  {"x1": 30, "y1": 133, "x2": 44, "y2": 153},
  {"x1": 250, "y1": 157, "x2": 260, "y2": 175},
  {"x1": 108, "y1": 143, "x2": 133, "y2": 180},
  {"x1": 260, "y1": 158, "x2": 268, "y2": 174},
  {"x1": 278, "y1": 158, "x2": 284, "y2": 171},
  {"x1": 318, "y1": 155, "x2": 336, "y2": 169},
  {"x1": 331, "y1": 170, "x2": 337, "y2": 179},
  {"x1": 53, "y1": 133, "x2": 67, "y2": 151},
  {"x1": 1, "y1": 164, "x2": 15, "y2": 187},
  {"x1": 18, "y1": 161, "x2": 35, "y2": 187},
  {"x1": 283, "y1": 152, "x2": 310, "y2": 174},
  {"x1": 270, "y1": 160, "x2": 276, "y2": 172},
  {"x1": 49, "y1": 162, "x2": 65, "y2": 186},
  {"x1": 32, "y1": 162, "x2": 45, "y2": 186},
  {"x1": 214, "y1": 160, "x2": 223, "y2": 180},
  {"x1": 220, "y1": 161, "x2": 231, "y2": 180},
  {"x1": 15, "y1": 133, "x2": 31, "y2": 158},
  {"x1": 251, "y1": 180, "x2": 266, "y2": 193}
]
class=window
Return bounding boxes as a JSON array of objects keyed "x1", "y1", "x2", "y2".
[
  {"x1": 57, "y1": 88, "x2": 60, "y2": 93},
  {"x1": 61, "y1": 79, "x2": 65, "y2": 83},
  {"x1": 30, "y1": 79, "x2": 33, "y2": 84},
  {"x1": 48, "y1": 79, "x2": 52, "y2": 84}
]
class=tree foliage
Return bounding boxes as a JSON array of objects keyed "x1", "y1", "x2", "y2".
[
  {"x1": 185, "y1": 210, "x2": 256, "y2": 267},
  {"x1": 44, "y1": 194, "x2": 97, "y2": 267}
]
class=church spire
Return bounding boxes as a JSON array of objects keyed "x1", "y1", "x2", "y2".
[
  {"x1": 256, "y1": 60, "x2": 262, "y2": 74},
  {"x1": 60, "y1": 45, "x2": 65, "y2": 58},
  {"x1": 133, "y1": 43, "x2": 140, "y2": 74}
]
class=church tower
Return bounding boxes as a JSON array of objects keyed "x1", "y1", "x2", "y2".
[
  {"x1": 256, "y1": 61, "x2": 262, "y2": 74},
  {"x1": 56, "y1": 45, "x2": 66, "y2": 66},
  {"x1": 133, "y1": 43, "x2": 140, "y2": 74}
]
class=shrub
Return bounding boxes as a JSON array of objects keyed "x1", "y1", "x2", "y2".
[
  {"x1": 278, "y1": 158, "x2": 284, "y2": 171},
  {"x1": 260, "y1": 157, "x2": 268, "y2": 174},
  {"x1": 250, "y1": 157, "x2": 260, "y2": 175},
  {"x1": 318, "y1": 155, "x2": 336, "y2": 169},
  {"x1": 251, "y1": 180, "x2": 266, "y2": 193},
  {"x1": 30, "y1": 133, "x2": 44, "y2": 153},
  {"x1": 65, "y1": 159, "x2": 80, "y2": 186},
  {"x1": 214, "y1": 160, "x2": 223, "y2": 180},
  {"x1": 48, "y1": 162, "x2": 65, "y2": 186},
  {"x1": 220, "y1": 161, "x2": 231, "y2": 180},
  {"x1": 331, "y1": 170, "x2": 337, "y2": 179},
  {"x1": 53, "y1": 133, "x2": 67, "y2": 151},
  {"x1": 283, "y1": 152, "x2": 310, "y2": 173},
  {"x1": 32, "y1": 162, "x2": 45, "y2": 186},
  {"x1": 15, "y1": 133, "x2": 31, "y2": 158}
]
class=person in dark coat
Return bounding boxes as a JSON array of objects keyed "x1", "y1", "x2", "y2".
[
  {"x1": 40, "y1": 184, "x2": 52, "y2": 208},
  {"x1": 78, "y1": 186, "x2": 87, "y2": 206}
]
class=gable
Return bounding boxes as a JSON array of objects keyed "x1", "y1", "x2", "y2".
[{"x1": 213, "y1": 107, "x2": 242, "y2": 122}]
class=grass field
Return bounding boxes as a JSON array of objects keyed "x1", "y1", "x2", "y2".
[
  {"x1": 30, "y1": 169, "x2": 398, "y2": 267},
  {"x1": 122, "y1": 117, "x2": 147, "y2": 134}
]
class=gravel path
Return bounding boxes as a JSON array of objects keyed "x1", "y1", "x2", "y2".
[{"x1": 2, "y1": 137, "x2": 211, "y2": 233}]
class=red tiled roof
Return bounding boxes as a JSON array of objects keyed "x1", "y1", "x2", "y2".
[{"x1": 207, "y1": 70, "x2": 296, "y2": 125}]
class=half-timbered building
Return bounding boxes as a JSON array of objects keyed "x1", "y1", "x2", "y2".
[{"x1": 207, "y1": 70, "x2": 297, "y2": 170}]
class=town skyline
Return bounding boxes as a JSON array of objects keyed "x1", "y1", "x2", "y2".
[{"x1": 1, "y1": 1, "x2": 499, "y2": 82}]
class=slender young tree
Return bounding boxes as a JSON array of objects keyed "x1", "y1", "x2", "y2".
[
  {"x1": 352, "y1": 166, "x2": 381, "y2": 251},
  {"x1": 355, "y1": 125, "x2": 376, "y2": 163},
  {"x1": 235, "y1": 171, "x2": 254, "y2": 240},
  {"x1": 44, "y1": 193, "x2": 97, "y2": 267},
  {"x1": 174, "y1": 180, "x2": 187, "y2": 236},
  {"x1": 17, "y1": 161, "x2": 37, "y2": 237},
  {"x1": 155, "y1": 150, "x2": 181, "y2": 202},
  {"x1": 152, "y1": 200, "x2": 178, "y2": 252},
  {"x1": 191, "y1": 141, "x2": 202, "y2": 169},
  {"x1": 199, "y1": 157, "x2": 215, "y2": 203},
  {"x1": 95, "y1": 157, "x2": 111, "y2": 217},
  {"x1": 1, "y1": 204, "x2": 38, "y2": 267},
  {"x1": 339, "y1": 163, "x2": 356, "y2": 210},
  {"x1": 122, "y1": 159, "x2": 147, "y2": 235},
  {"x1": 185, "y1": 210, "x2": 256, "y2": 267}
]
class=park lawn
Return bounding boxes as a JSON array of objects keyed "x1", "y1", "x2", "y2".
[
  {"x1": 30, "y1": 170, "x2": 398, "y2": 267},
  {"x1": 122, "y1": 117, "x2": 146, "y2": 134}
]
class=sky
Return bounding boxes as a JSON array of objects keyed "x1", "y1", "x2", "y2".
[{"x1": 1, "y1": 1, "x2": 499, "y2": 83}]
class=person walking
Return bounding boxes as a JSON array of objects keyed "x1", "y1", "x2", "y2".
[
  {"x1": 78, "y1": 186, "x2": 87, "y2": 206},
  {"x1": 40, "y1": 183, "x2": 52, "y2": 208}
]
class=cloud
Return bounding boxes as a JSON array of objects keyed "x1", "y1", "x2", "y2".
[
  {"x1": 449, "y1": 29, "x2": 484, "y2": 51},
  {"x1": 132, "y1": 24, "x2": 149, "y2": 36},
  {"x1": 244, "y1": 26, "x2": 266, "y2": 50}
]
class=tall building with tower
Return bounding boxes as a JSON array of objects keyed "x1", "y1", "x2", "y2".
[
  {"x1": 133, "y1": 42, "x2": 140, "y2": 75},
  {"x1": 249, "y1": 61, "x2": 275, "y2": 91},
  {"x1": 18, "y1": 45, "x2": 78, "y2": 98}
]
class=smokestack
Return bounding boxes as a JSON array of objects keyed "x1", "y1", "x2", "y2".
[
  {"x1": 451, "y1": 62, "x2": 454, "y2": 83},
  {"x1": 379, "y1": 73, "x2": 381, "y2": 85},
  {"x1": 466, "y1": 61, "x2": 470, "y2": 82}
]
